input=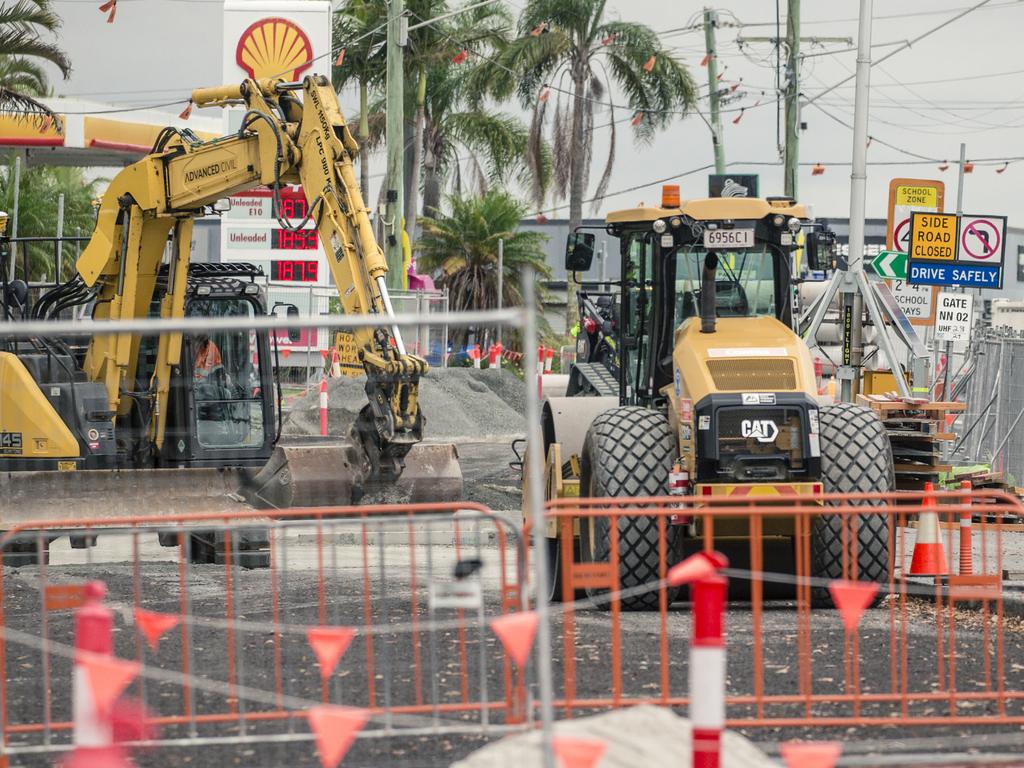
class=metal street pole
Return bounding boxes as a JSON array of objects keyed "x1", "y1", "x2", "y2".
[
  {"x1": 384, "y1": 0, "x2": 406, "y2": 289},
  {"x1": 496, "y1": 237, "x2": 503, "y2": 347},
  {"x1": 783, "y1": 0, "x2": 800, "y2": 199},
  {"x1": 838, "y1": 0, "x2": 873, "y2": 403},
  {"x1": 703, "y1": 8, "x2": 726, "y2": 174},
  {"x1": 7, "y1": 155, "x2": 20, "y2": 281},
  {"x1": 521, "y1": 267, "x2": 556, "y2": 768},
  {"x1": 943, "y1": 142, "x2": 967, "y2": 402}
]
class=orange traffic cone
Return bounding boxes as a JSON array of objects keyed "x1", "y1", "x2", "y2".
[{"x1": 910, "y1": 482, "x2": 948, "y2": 576}]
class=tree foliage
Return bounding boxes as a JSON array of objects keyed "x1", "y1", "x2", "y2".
[
  {"x1": 416, "y1": 189, "x2": 549, "y2": 346},
  {"x1": 0, "y1": 156, "x2": 104, "y2": 281},
  {"x1": 0, "y1": 0, "x2": 71, "y2": 121}
]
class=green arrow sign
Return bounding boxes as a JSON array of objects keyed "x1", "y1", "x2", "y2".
[{"x1": 871, "y1": 249, "x2": 907, "y2": 280}]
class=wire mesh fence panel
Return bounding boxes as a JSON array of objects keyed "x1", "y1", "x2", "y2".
[
  {"x1": 543, "y1": 490, "x2": 1023, "y2": 729},
  {"x1": 0, "y1": 503, "x2": 530, "y2": 760}
]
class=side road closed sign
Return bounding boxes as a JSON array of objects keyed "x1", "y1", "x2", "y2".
[{"x1": 908, "y1": 211, "x2": 1006, "y2": 289}]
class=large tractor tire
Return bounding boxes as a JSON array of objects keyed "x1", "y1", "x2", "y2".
[
  {"x1": 811, "y1": 402, "x2": 894, "y2": 606},
  {"x1": 579, "y1": 407, "x2": 682, "y2": 611}
]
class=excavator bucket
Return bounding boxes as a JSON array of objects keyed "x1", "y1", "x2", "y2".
[
  {"x1": 240, "y1": 440, "x2": 463, "y2": 509},
  {"x1": 0, "y1": 442, "x2": 462, "y2": 526}
]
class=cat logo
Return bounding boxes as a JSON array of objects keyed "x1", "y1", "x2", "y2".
[{"x1": 741, "y1": 419, "x2": 778, "y2": 443}]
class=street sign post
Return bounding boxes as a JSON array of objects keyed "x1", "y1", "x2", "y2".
[
  {"x1": 885, "y1": 178, "x2": 943, "y2": 326},
  {"x1": 871, "y1": 250, "x2": 907, "y2": 279},
  {"x1": 934, "y1": 291, "x2": 973, "y2": 343}
]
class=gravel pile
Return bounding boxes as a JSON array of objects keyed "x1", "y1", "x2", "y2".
[{"x1": 283, "y1": 367, "x2": 527, "y2": 441}]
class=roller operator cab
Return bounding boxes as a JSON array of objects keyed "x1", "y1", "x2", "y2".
[{"x1": 541, "y1": 188, "x2": 894, "y2": 609}]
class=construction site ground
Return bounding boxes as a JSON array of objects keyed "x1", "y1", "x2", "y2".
[{"x1": 5, "y1": 371, "x2": 1024, "y2": 766}]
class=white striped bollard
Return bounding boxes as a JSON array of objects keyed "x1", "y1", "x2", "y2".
[
  {"x1": 319, "y1": 379, "x2": 328, "y2": 437},
  {"x1": 691, "y1": 571, "x2": 727, "y2": 768},
  {"x1": 74, "y1": 581, "x2": 113, "y2": 750}
]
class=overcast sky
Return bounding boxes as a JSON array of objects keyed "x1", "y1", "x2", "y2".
[{"x1": 43, "y1": 0, "x2": 1024, "y2": 222}]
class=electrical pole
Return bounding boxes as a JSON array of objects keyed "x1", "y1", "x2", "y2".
[
  {"x1": 741, "y1": 28, "x2": 850, "y2": 199},
  {"x1": 784, "y1": 0, "x2": 800, "y2": 199},
  {"x1": 384, "y1": 0, "x2": 406, "y2": 290},
  {"x1": 703, "y1": 8, "x2": 726, "y2": 174}
]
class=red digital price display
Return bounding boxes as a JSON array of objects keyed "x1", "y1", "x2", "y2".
[
  {"x1": 271, "y1": 259, "x2": 319, "y2": 282},
  {"x1": 274, "y1": 194, "x2": 309, "y2": 220},
  {"x1": 271, "y1": 228, "x2": 318, "y2": 250}
]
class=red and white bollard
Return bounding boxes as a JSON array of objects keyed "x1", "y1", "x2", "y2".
[
  {"x1": 537, "y1": 345, "x2": 546, "y2": 399},
  {"x1": 74, "y1": 582, "x2": 114, "y2": 750},
  {"x1": 960, "y1": 479, "x2": 973, "y2": 576},
  {"x1": 489, "y1": 342, "x2": 502, "y2": 370},
  {"x1": 472, "y1": 344, "x2": 482, "y2": 369},
  {"x1": 690, "y1": 571, "x2": 727, "y2": 768},
  {"x1": 319, "y1": 379, "x2": 329, "y2": 437},
  {"x1": 544, "y1": 346, "x2": 554, "y2": 374}
]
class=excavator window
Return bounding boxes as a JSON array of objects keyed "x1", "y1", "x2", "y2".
[{"x1": 186, "y1": 298, "x2": 264, "y2": 450}]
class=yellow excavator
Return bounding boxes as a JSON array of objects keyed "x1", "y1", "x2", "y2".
[{"x1": 0, "y1": 76, "x2": 461, "y2": 544}]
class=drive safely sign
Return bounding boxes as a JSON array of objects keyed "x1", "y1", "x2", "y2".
[{"x1": 908, "y1": 211, "x2": 1007, "y2": 289}]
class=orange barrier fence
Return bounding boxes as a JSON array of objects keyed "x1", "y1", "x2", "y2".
[
  {"x1": 0, "y1": 503, "x2": 529, "y2": 761},
  {"x1": 543, "y1": 489, "x2": 1024, "y2": 729}
]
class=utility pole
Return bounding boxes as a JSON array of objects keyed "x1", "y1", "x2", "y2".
[
  {"x1": 837, "y1": 0, "x2": 872, "y2": 403},
  {"x1": 740, "y1": 28, "x2": 850, "y2": 199},
  {"x1": 784, "y1": 0, "x2": 800, "y2": 198},
  {"x1": 703, "y1": 8, "x2": 726, "y2": 174},
  {"x1": 384, "y1": 0, "x2": 406, "y2": 290}
]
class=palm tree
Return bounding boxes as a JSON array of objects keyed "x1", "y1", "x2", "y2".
[
  {"x1": 416, "y1": 189, "x2": 550, "y2": 348},
  {"x1": 0, "y1": 1, "x2": 71, "y2": 121},
  {"x1": 333, "y1": 0, "x2": 387, "y2": 203},
  {"x1": 356, "y1": 65, "x2": 549, "y2": 225},
  {"x1": 479, "y1": 0, "x2": 696, "y2": 328},
  {"x1": 420, "y1": 63, "x2": 549, "y2": 217},
  {"x1": 403, "y1": 0, "x2": 512, "y2": 242}
]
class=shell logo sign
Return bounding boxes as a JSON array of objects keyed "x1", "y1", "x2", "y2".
[{"x1": 236, "y1": 17, "x2": 314, "y2": 81}]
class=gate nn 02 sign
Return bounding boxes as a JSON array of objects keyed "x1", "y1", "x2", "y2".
[
  {"x1": 934, "y1": 291, "x2": 973, "y2": 343},
  {"x1": 908, "y1": 211, "x2": 1007, "y2": 289}
]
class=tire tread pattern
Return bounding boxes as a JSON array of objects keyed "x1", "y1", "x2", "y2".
[
  {"x1": 811, "y1": 402, "x2": 894, "y2": 605},
  {"x1": 582, "y1": 407, "x2": 679, "y2": 611}
]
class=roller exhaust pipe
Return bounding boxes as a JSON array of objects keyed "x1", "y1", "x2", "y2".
[{"x1": 700, "y1": 252, "x2": 718, "y2": 334}]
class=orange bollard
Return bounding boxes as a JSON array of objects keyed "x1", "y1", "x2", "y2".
[
  {"x1": 910, "y1": 481, "x2": 948, "y2": 576},
  {"x1": 959, "y1": 480, "x2": 973, "y2": 576}
]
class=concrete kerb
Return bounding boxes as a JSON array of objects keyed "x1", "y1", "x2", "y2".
[{"x1": 452, "y1": 705, "x2": 777, "y2": 768}]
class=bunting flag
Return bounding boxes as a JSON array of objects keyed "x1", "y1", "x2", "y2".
[
  {"x1": 601, "y1": 34, "x2": 616, "y2": 45},
  {"x1": 631, "y1": 111, "x2": 644, "y2": 127},
  {"x1": 335, "y1": 48, "x2": 346, "y2": 67},
  {"x1": 530, "y1": 22, "x2": 547, "y2": 36},
  {"x1": 717, "y1": 65, "x2": 728, "y2": 80},
  {"x1": 490, "y1": 611, "x2": 538, "y2": 667},
  {"x1": 827, "y1": 580, "x2": 878, "y2": 633},
  {"x1": 79, "y1": 654, "x2": 140, "y2": 714},
  {"x1": 780, "y1": 741, "x2": 843, "y2": 768},
  {"x1": 552, "y1": 736, "x2": 607, "y2": 768},
  {"x1": 135, "y1": 608, "x2": 180, "y2": 651},
  {"x1": 98, "y1": 0, "x2": 116, "y2": 23},
  {"x1": 307, "y1": 706, "x2": 369, "y2": 768},
  {"x1": 452, "y1": 49, "x2": 469, "y2": 65},
  {"x1": 178, "y1": 101, "x2": 193, "y2": 121},
  {"x1": 963, "y1": 162, "x2": 975, "y2": 173},
  {"x1": 730, "y1": 81, "x2": 741, "y2": 92},
  {"x1": 732, "y1": 108, "x2": 745, "y2": 125},
  {"x1": 997, "y1": 162, "x2": 1009, "y2": 174},
  {"x1": 643, "y1": 55, "x2": 656, "y2": 72},
  {"x1": 700, "y1": 52, "x2": 711, "y2": 66},
  {"x1": 539, "y1": 87, "x2": 551, "y2": 103},
  {"x1": 938, "y1": 162, "x2": 950, "y2": 171},
  {"x1": 535, "y1": 213, "x2": 549, "y2": 224},
  {"x1": 306, "y1": 626, "x2": 356, "y2": 681},
  {"x1": 109, "y1": 696, "x2": 159, "y2": 743},
  {"x1": 811, "y1": 163, "x2": 825, "y2": 176}
]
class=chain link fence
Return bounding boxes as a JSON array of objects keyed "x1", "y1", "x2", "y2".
[{"x1": 954, "y1": 328, "x2": 1024, "y2": 483}]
